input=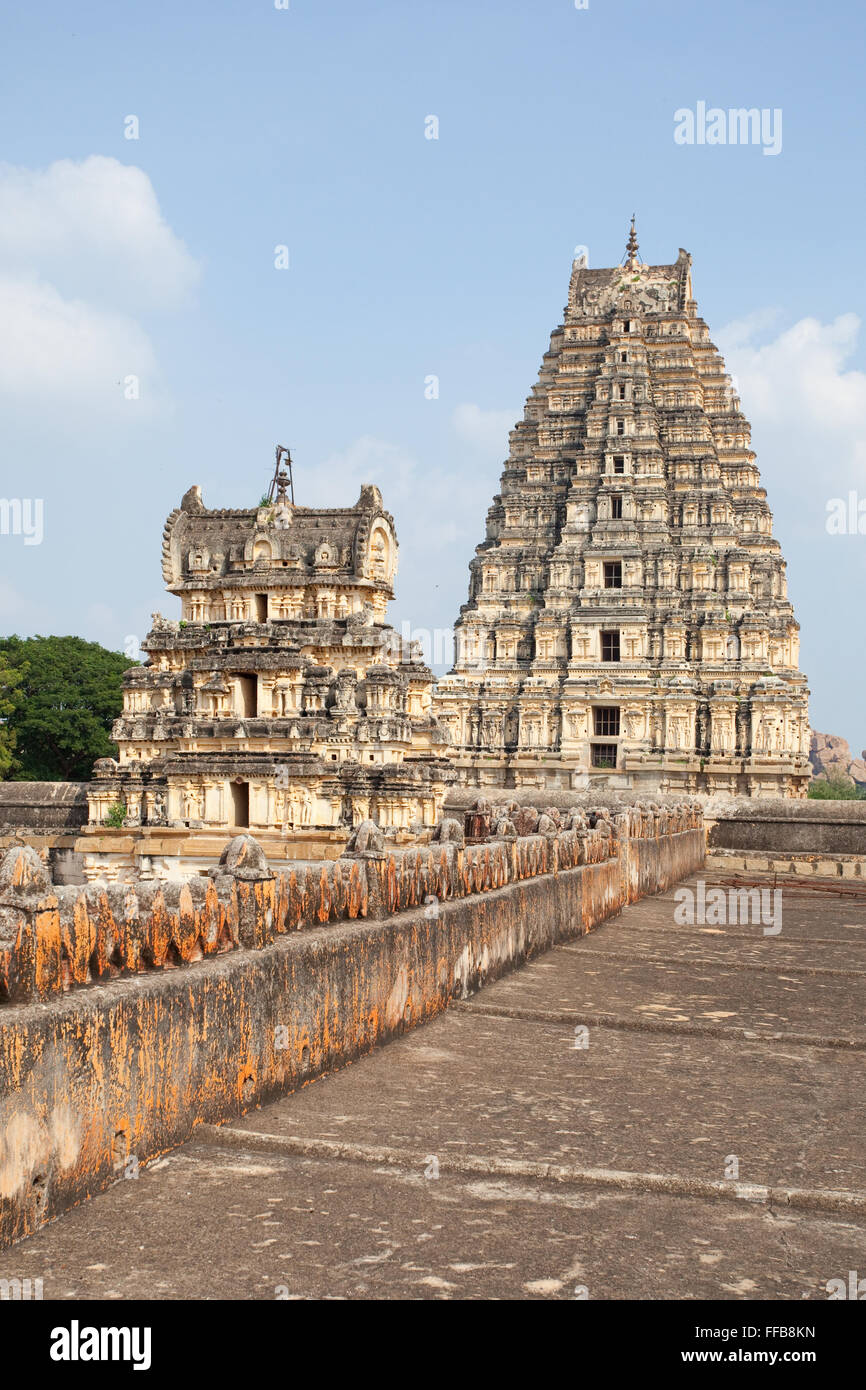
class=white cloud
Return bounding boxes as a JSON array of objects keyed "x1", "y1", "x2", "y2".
[
  {"x1": 452, "y1": 402, "x2": 516, "y2": 454},
  {"x1": 310, "y1": 435, "x2": 419, "y2": 505},
  {"x1": 715, "y1": 307, "x2": 781, "y2": 351},
  {"x1": 0, "y1": 156, "x2": 200, "y2": 311},
  {"x1": 718, "y1": 313, "x2": 866, "y2": 494},
  {"x1": 0, "y1": 157, "x2": 197, "y2": 416},
  {"x1": 0, "y1": 275, "x2": 159, "y2": 410}
]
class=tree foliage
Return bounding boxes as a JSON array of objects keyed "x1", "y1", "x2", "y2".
[
  {"x1": 0, "y1": 651, "x2": 24, "y2": 777},
  {"x1": 808, "y1": 775, "x2": 866, "y2": 801},
  {"x1": 0, "y1": 636, "x2": 133, "y2": 781}
]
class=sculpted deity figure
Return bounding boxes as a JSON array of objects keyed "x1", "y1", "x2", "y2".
[
  {"x1": 624, "y1": 709, "x2": 643, "y2": 739},
  {"x1": 667, "y1": 715, "x2": 687, "y2": 750},
  {"x1": 482, "y1": 715, "x2": 501, "y2": 749},
  {"x1": 711, "y1": 714, "x2": 733, "y2": 753},
  {"x1": 301, "y1": 788, "x2": 313, "y2": 825},
  {"x1": 568, "y1": 710, "x2": 588, "y2": 738},
  {"x1": 755, "y1": 715, "x2": 775, "y2": 753}
]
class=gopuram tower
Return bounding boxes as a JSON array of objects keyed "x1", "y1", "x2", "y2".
[
  {"x1": 435, "y1": 224, "x2": 810, "y2": 797},
  {"x1": 88, "y1": 456, "x2": 454, "y2": 844}
]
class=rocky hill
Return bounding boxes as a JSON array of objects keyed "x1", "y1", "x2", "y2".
[{"x1": 809, "y1": 732, "x2": 866, "y2": 787}]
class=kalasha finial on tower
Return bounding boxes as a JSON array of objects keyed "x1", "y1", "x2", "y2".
[
  {"x1": 624, "y1": 214, "x2": 640, "y2": 269},
  {"x1": 268, "y1": 444, "x2": 295, "y2": 504}
]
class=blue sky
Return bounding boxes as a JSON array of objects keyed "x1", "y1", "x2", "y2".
[{"x1": 1, "y1": 0, "x2": 865, "y2": 746}]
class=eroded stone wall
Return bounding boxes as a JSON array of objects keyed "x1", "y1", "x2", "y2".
[{"x1": 0, "y1": 807, "x2": 704, "y2": 1248}]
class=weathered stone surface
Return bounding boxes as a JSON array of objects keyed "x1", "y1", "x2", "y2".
[
  {"x1": 87, "y1": 477, "x2": 454, "y2": 840},
  {"x1": 435, "y1": 229, "x2": 810, "y2": 799},
  {"x1": 0, "y1": 815, "x2": 703, "y2": 1247},
  {"x1": 5, "y1": 871, "x2": 863, "y2": 1300},
  {"x1": 705, "y1": 796, "x2": 866, "y2": 854},
  {"x1": 0, "y1": 783, "x2": 89, "y2": 835}
]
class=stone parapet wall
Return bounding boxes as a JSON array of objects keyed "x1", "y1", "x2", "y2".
[
  {"x1": 0, "y1": 808, "x2": 704, "y2": 1248},
  {"x1": 0, "y1": 804, "x2": 700, "y2": 1006},
  {"x1": 706, "y1": 846, "x2": 866, "y2": 882},
  {"x1": 0, "y1": 782, "x2": 89, "y2": 835},
  {"x1": 706, "y1": 797, "x2": 866, "y2": 856}
]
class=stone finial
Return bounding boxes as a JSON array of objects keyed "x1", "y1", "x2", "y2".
[
  {"x1": 432, "y1": 817, "x2": 464, "y2": 847},
  {"x1": 212, "y1": 834, "x2": 271, "y2": 881},
  {"x1": 625, "y1": 214, "x2": 640, "y2": 269},
  {"x1": 0, "y1": 844, "x2": 52, "y2": 898},
  {"x1": 180, "y1": 484, "x2": 204, "y2": 513},
  {"x1": 345, "y1": 819, "x2": 385, "y2": 854}
]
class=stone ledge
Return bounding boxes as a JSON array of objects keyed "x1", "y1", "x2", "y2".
[{"x1": 0, "y1": 824, "x2": 704, "y2": 1248}]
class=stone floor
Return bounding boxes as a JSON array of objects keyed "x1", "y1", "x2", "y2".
[{"x1": 4, "y1": 874, "x2": 865, "y2": 1300}]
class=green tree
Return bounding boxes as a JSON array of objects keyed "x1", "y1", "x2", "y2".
[
  {"x1": 0, "y1": 650, "x2": 24, "y2": 776},
  {"x1": 0, "y1": 636, "x2": 134, "y2": 781},
  {"x1": 808, "y1": 775, "x2": 866, "y2": 801}
]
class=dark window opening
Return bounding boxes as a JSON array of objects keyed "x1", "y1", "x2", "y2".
[
  {"x1": 620, "y1": 351, "x2": 628, "y2": 363},
  {"x1": 604, "y1": 561, "x2": 623, "y2": 589},
  {"x1": 616, "y1": 419, "x2": 626, "y2": 436},
  {"x1": 601, "y1": 630, "x2": 621, "y2": 662},
  {"x1": 594, "y1": 706, "x2": 621, "y2": 737},
  {"x1": 230, "y1": 782, "x2": 249, "y2": 828},
  {"x1": 613, "y1": 456, "x2": 625, "y2": 474},
  {"x1": 237, "y1": 674, "x2": 257, "y2": 717},
  {"x1": 254, "y1": 593, "x2": 268, "y2": 622},
  {"x1": 623, "y1": 319, "x2": 631, "y2": 333},
  {"x1": 611, "y1": 495, "x2": 623, "y2": 519},
  {"x1": 617, "y1": 385, "x2": 626, "y2": 399},
  {"x1": 591, "y1": 743, "x2": 618, "y2": 769}
]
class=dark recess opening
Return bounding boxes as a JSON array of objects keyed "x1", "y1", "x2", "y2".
[
  {"x1": 238, "y1": 674, "x2": 257, "y2": 717},
  {"x1": 591, "y1": 744, "x2": 618, "y2": 769},
  {"x1": 594, "y1": 706, "x2": 621, "y2": 736},
  {"x1": 230, "y1": 782, "x2": 249, "y2": 828}
]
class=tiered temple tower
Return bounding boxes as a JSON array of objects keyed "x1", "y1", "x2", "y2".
[
  {"x1": 88, "y1": 468, "x2": 454, "y2": 834},
  {"x1": 435, "y1": 225, "x2": 810, "y2": 797}
]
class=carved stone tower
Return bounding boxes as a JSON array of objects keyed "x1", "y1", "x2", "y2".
[
  {"x1": 434, "y1": 228, "x2": 810, "y2": 797},
  {"x1": 88, "y1": 472, "x2": 454, "y2": 835}
]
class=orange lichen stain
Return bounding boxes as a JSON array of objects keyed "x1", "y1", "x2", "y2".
[
  {"x1": 316, "y1": 868, "x2": 330, "y2": 923},
  {"x1": 174, "y1": 884, "x2": 197, "y2": 961},
  {"x1": 34, "y1": 905, "x2": 62, "y2": 998},
  {"x1": 200, "y1": 880, "x2": 220, "y2": 954},
  {"x1": 274, "y1": 871, "x2": 289, "y2": 936}
]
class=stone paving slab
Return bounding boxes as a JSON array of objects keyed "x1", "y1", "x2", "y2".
[
  {"x1": 221, "y1": 1011, "x2": 864, "y2": 1192},
  {"x1": 642, "y1": 882, "x2": 866, "y2": 946},
  {"x1": 472, "y1": 947, "x2": 861, "y2": 1039},
  {"x1": 568, "y1": 909, "x2": 866, "y2": 975},
  {"x1": 3, "y1": 1143, "x2": 863, "y2": 1301},
  {"x1": 3, "y1": 873, "x2": 863, "y2": 1299}
]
